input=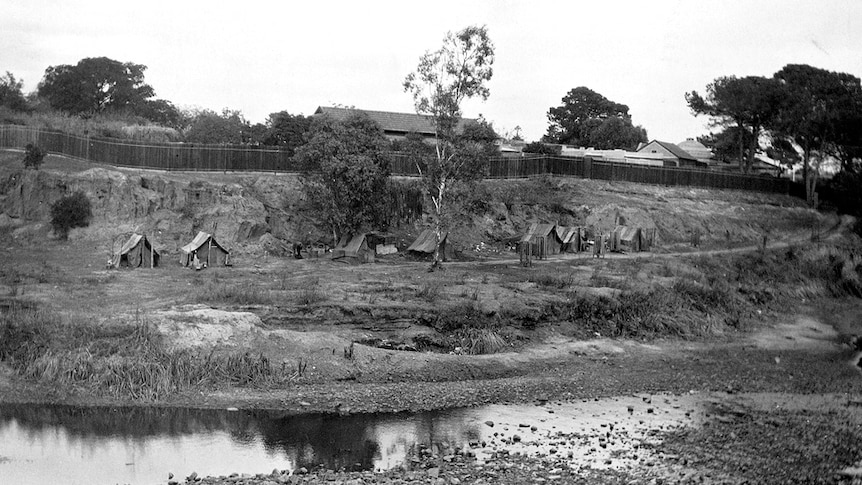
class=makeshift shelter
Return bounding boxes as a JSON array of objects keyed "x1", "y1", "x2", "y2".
[
  {"x1": 556, "y1": 226, "x2": 587, "y2": 253},
  {"x1": 180, "y1": 231, "x2": 231, "y2": 267},
  {"x1": 113, "y1": 234, "x2": 159, "y2": 268},
  {"x1": 332, "y1": 233, "x2": 375, "y2": 263},
  {"x1": 519, "y1": 223, "x2": 563, "y2": 259},
  {"x1": 407, "y1": 229, "x2": 451, "y2": 260},
  {"x1": 610, "y1": 226, "x2": 656, "y2": 252}
]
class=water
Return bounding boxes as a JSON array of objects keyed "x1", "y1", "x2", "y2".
[{"x1": 0, "y1": 395, "x2": 704, "y2": 485}]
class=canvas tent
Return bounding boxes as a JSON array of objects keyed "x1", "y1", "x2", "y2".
[
  {"x1": 407, "y1": 229, "x2": 451, "y2": 260},
  {"x1": 520, "y1": 223, "x2": 563, "y2": 259},
  {"x1": 180, "y1": 231, "x2": 230, "y2": 267},
  {"x1": 555, "y1": 226, "x2": 587, "y2": 253},
  {"x1": 610, "y1": 226, "x2": 656, "y2": 252},
  {"x1": 332, "y1": 233, "x2": 375, "y2": 263},
  {"x1": 113, "y1": 234, "x2": 159, "y2": 268}
]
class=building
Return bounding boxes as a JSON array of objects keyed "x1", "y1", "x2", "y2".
[
  {"x1": 636, "y1": 140, "x2": 707, "y2": 168},
  {"x1": 677, "y1": 138, "x2": 714, "y2": 164},
  {"x1": 313, "y1": 106, "x2": 476, "y2": 142}
]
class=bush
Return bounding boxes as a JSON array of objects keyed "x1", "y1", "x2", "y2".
[
  {"x1": 23, "y1": 143, "x2": 45, "y2": 169},
  {"x1": 50, "y1": 191, "x2": 92, "y2": 239}
]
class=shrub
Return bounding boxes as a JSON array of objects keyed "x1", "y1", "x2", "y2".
[
  {"x1": 23, "y1": 143, "x2": 45, "y2": 169},
  {"x1": 50, "y1": 191, "x2": 92, "y2": 239}
]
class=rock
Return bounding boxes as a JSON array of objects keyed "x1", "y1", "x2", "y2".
[
  {"x1": 485, "y1": 420, "x2": 494, "y2": 427},
  {"x1": 427, "y1": 467, "x2": 440, "y2": 478},
  {"x1": 186, "y1": 471, "x2": 198, "y2": 482}
]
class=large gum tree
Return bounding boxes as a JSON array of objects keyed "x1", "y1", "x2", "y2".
[{"x1": 403, "y1": 25, "x2": 495, "y2": 267}]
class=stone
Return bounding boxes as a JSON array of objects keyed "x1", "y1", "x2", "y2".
[{"x1": 484, "y1": 420, "x2": 494, "y2": 427}]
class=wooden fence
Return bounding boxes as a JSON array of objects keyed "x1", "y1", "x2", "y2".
[{"x1": 1, "y1": 125, "x2": 789, "y2": 193}]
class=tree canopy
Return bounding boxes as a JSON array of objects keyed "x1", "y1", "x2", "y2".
[
  {"x1": 50, "y1": 191, "x2": 92, "y2": 240},
  {"x1": 182, "y1": 109, "x2": 250, "y2": 144},
  {"x1": 543, "y1": 87, "x2": 647, "y2": 150},
  {"x1": 403, "y1": 25, "x2": 495, "y2": 265},
  {"x1": 260, "y1": 111, "x2": 312, "y2": 155},
  {"x1": 38, "y1": 57, "x2": 155, "y2": 115},
  {"x1": 0, "y1": 72, "x2": 28, "y2": 111},
  {"x1": 294, "y1": 113, "x2": 392, "y2": 241}
]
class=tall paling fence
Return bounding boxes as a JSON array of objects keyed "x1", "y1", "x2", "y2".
[
  {"x1": 389, "y1": 152, "x2": 789, "y2": 194},
  {"x1": 0, "y1": 125, "x2": 301, "y2": 172},
  {"x1": 0, "y1": 125, "x2": 789, "y2": 193}
]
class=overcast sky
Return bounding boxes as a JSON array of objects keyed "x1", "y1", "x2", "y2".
[{"x1": 3, "y1": 0, "x2": 861, "y2": 143}]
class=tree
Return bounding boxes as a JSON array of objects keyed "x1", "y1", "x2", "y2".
[
  {"x1": 261, "y1": 111, "x2": 312, "y2": 156},
  {"x1": 138, "y1": 98, "x2": 183, "y2": 128},
  {"x1": 522, "y1": 141, "x2": 560, "y2": 155},
  {"x1": 50, "y1": 191, "x2": 92, "y2": 240},
  {"x1": 686, "y1": 76, "x2": 785, "y2": 174},
  {"x1": 543, "y1": 87, "x2": 645, "y2": 148},
  {"x1": 37, "y1": 57, "x2": 155, "y2": 116},
  {"x1": 23, "y1": 143, "x2": 45, "y2": 170},
  {"x1": 459, "y1": 116, "x2": 500, "y2": 158},
  {"x1": 183, "y1": 108, "x2": 250, "y2": 144},
  {"x1": 403, "y1": 25, "x2": 495, "y2": 266},
  {"x1": 771, "y1": 64, "x2": 862, "y2": 204},
  {"x1": 0, "y1": 71, "x2": 28, "y2": 111},
  {"x1": 294, "y1": 112, "x2": 391, "y2": 242}
]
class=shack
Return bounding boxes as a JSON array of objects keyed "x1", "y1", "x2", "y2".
[
  {"x1": 180, "y1": 231, "x2": 231, "y2": 267},
  {"x1": 113, "y1": 234, "x2": 159, "y2": 268},
  {"x1": 519, "y1": 223, "x2": 563, "y2": 259},
  {"x1": 556, "y1": 226, "x2": 587, "y2": 253},
  {"x1": 407, "y1": 229, "x2": 451, "y2": 260},
  {"x1": 332, "y1": 233, "x2": 375, "y2": 263},
  {"x1": 610, "y1": 226, "x2": 656, "y2": 252}
]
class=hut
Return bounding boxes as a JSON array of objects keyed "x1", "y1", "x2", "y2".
[
  {"x1": 407, "y1": 229, "x2": 451, "y2": 260},
  {"x1": 556, "y1": 226, "x2": 587, "y2": 253},
  {"x1": 519, "y1": 223, "x2": 563, "y2": 259},
  {"x1": 113, "y1": 234, "x2": 159, "y2": 268},
  {"x1": 332, "y1": 233, "x2": 375, "y2": 263},
  {"x1": 180, "y1": 231, "x2": 231, "y2": 267},
  {"x1": 610, "y1": 226, "x2": 656, "y2": 252}
]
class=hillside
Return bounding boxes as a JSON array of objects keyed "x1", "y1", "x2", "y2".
[{"x1": 0, "y1": 150, "x2": 823, "y2": 258}]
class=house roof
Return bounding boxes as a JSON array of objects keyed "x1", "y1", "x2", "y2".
[
  {"x1": 638, "y1": 140, "x2": 698, "y2": 162},
  {"x1": 313, "y1": 106, "x2": 475, "y2": 136},
  {"x1": 677, "y1": 138, "x2": 713, "y2": 160}
]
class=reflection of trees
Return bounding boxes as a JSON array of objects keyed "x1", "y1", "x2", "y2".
[{"x1": 0, "y1": 404, "x2": 484, "y2": 472}]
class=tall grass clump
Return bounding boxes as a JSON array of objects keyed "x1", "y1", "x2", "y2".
[
  {"x1": 0, "y1": 306, "x2": 278, "y2": 401},
  {"x1": 432, "y1": 302, "x2": 510, "y2": 354},
  {"x1": 191, "y1": 280, "x2": 276, "y2": 306}
]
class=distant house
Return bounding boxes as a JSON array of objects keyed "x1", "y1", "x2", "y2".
[
  {"x1": 677, "y1": 138, "x2": 714, "y2": 164},
  {"x1": 313, "y1": 106, "x2": 476, "y2": 142},
  {"x1": 636, "y1": 140, "x2": 706, "y2": 168}
]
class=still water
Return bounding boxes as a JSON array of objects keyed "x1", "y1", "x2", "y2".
[
  {"x1": 0, "y1": 396, "x2": 701, "y2": 485},
  {"x1": 0, "y1": 403, "x2": 482, "y2": 485}
]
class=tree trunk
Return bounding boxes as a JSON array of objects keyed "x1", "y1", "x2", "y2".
[
  {"x1": 802, "y1": 145, "x2": 815, "y2": 206},
  {"x1": 747, "y1": 124, "x2": 760, "y2": 174},
  {"x1": 738, "y1": 122, "x2": 746, "y2": 173}
]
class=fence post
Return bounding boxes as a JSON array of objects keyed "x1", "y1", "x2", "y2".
[{"x1": 584, "y1": 156, "x2": 593, "y2": 180}]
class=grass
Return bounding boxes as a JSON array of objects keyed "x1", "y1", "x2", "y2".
[{"x1": 0, "y1": 306, "x2": 281, "y2": 400}]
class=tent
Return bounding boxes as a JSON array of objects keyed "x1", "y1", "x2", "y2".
[
  {"x1": 113, "y1": 234, "x2": 159, "y2": 268},
  {"x1": 520, "y1": 223, "x2": 563, "y2": 259},
  {"x1": 407, "y1": 229, "x2": 451, "y2": 260},
  {"x1": 610, "y1": 226, "x2": 656, "y2": 252},
  {"x1": 180, "y1": 231, "x2": 231, "y2": 267},
  {"x1": 332, "y1": 233, "x2": 375, "y2": 263},
  {"x1": 555, "y1": 226, "x2": 587, "y2": 253}
]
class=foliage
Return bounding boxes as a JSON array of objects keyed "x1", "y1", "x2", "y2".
[
  {"x1": 37, "y1": 57, "x2": 156, "y2": 116},
  {"x1": 543, "y1": 86, "x2": 647, "y2": 149},
  {"x1": 49, "y1": 191, "x2": 92, "y2": 239},
  {"x1": 459, "y1": 116, "x2": 500, "y2": 157},
  {"x1": 22, "y1": 143, "x2": 45, "y2": 169},
  {"x1": 0, "y1": 71, "x2": 28, "y2": 111},
  {"x1": 771, "y1": 64, "x2": 862, "y2": 203},
  {"x1": 403, "y1": 25, "x2": 495, "y2": 265},
  {"x1": 183, "y1": 108, "x2": 251, "y2": 144},
  {"x1": 260, "y1": 111, "x2": 312, "y2": 156},
  {"x1": 686, "y1": 76, "x2": 785, "y2": 174},
  {"x1": 522, "y1": 141, "x2": 561, "y2": 155},
  {"x1": 294, "y1": 112, "x2": 391, "y2": 240},
  {"x1": 137, "y1": 98, "x2": 183, "y2": 129}
]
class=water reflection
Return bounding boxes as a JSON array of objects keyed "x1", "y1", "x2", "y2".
[{"x1": 0, "y1": 404, "x2": 480, "y2": 485}]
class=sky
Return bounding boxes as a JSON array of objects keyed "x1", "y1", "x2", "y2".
[{"x1": 2, "y1": 0, "x2": 861, "y2": 143}]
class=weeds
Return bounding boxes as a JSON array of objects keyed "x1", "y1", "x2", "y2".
[
  {"x1": 192, "y1": 280, "x2": 276, "y2": 306},
  {"x1": 294, "y1": 278, "x2": 327, "y2": 306},
  {"x1": 416, "y1": 282, "x2": 442, "y2": 302},
  {"x1": 0, "y1": 306, "x2": 280, "y2": 400}
]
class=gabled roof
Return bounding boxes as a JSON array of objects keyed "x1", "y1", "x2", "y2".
[
  {"x1": 407, "y1": 229, "x2": 448, "y2": 253},
  {"x1": 520, "y1": 223, "x2": 559, "y2": 243},
  {"x1": 119, "y1": 234, "x2": 146, "y2": 255},
  {"x1": 555, "y1": 226, "x2": 581, "y2": 244},
  {"x1": 313, "y1": 106, "x2": 475, "y2": 136},
  {"x1": 181, "y1": 231, "x2": 228, "y2": 254},
  {"x1": 638, "y1": 140, "x2": 698, "y2": 162},
  {"x1": 677, "y1": 138, "x2": 713, "y2": 160}
]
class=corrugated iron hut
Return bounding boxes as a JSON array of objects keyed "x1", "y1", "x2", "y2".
[
  {"x1": 332, "y1": 233, "x2": 375, "y2": 263},
  {"x1": 180, "y1": 231, "x2": 231, "y2": 267},
  {"x1": 520, "y1": 223, "x2": 563, "y2": 259},
  {"x1": 610, "y1": 226, "x2": 656, "y2": 252},
  {"x1": 555, "y1": 226, "x2": 587, "y2": 253},
  {"x1": 114, "y1": 234, "x2": 159, "y2": 268}
]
